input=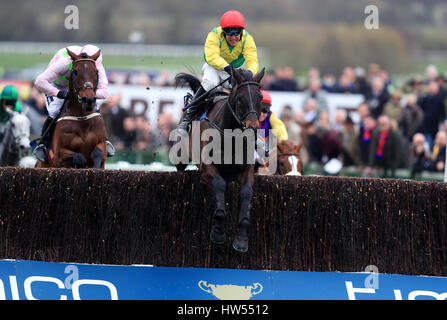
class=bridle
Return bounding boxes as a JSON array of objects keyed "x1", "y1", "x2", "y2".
[
  {"x1": 227, "y1": 81, "x2": 261, "y2": 130},
  {"x1": 204, "y1": 80, "x2": 261, "y2": 135},
  {"x1": 70, "y1": 58, "x2": 99, "y2": 105},
  {"x1": 277, "y1": 151, "x2": 301, "y2": 174},
  {"x1": 256, "y1": 144, "x2": 301, "y2": 173},
  {"x1": 278, "y1": 152, "x2": 301, "y2": 157}
]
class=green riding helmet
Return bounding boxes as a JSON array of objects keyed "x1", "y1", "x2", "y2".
[
  {"x1": 0, "y1": 85, "x2": 23, "y2": 123},
  {"x1": 0, "y1": 85, "x2": 23, "y2": 111}
]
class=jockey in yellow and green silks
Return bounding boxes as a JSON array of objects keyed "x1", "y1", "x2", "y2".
[{"x1": 177, "y1": 10, "x2": 260, "y2": 132}]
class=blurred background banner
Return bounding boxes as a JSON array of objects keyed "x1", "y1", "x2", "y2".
[{"x1": 105, "y1": 84, "x2": 364, "y2": 127}]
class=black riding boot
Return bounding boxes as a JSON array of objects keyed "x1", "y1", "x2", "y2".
[
  {"x1": 33, "y1": 116, "x2": 53, "y2": 163},
  {"x1": 178, "y1": 86, "x2": 207, "y2": 132},
  {"x1": 104, "y1": 133, "x2": 115, "y2": 157}
]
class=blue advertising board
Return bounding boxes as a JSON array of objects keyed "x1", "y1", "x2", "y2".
[{"x1": 0, "y1": 259, "x2": 446, "y2": 300}]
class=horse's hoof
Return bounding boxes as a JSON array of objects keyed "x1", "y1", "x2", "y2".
[
  {"x1": 232, "y1": 235, "x2": 248, "y2": 253},
  {"x1": 72, "y1": 153, "x2": 87, "y2": 168},
  {"x1": 210, "y1": 226, "x2": 226, "y2": 245}
]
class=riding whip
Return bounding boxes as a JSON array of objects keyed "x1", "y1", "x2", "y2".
[{"x1": 183, "y1": 76, "x2": 232, "y2": 112}]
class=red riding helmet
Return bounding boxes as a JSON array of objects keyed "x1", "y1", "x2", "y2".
[
  {"x1": 261, "y1": 90, "x2": 272, "y2": 105},
  {"x1": 220, "y1": 10, "x2": 245, "y2": 29}
]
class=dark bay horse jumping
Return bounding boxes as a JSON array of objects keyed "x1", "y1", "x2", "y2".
[
  {"x1": 174, "y1": 67, "x2": 265, "y2": 252},
  {"x1": 35, "y1": 49, "x2": 106, "y2": 169}
]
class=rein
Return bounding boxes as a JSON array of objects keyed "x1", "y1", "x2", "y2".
[
  {"x1": 227, "y1": 81, "x2": 261, "y2": 128},
  {"x1": 258, "y1": 150, "x2": 301, "y2": 172},
  {"x1": 55, "y1": 59, "x2": 100, "y2": 123},
  {"x1": 278, "y1": 152, "x2": 301, "y2": 157},
  {"x1": 203, "y1": 80, "x2": 261, "y2": 135}
]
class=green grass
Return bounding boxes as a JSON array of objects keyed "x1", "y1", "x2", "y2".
[
  {"x1": 103, "y1": 55, "x2": 203, "y2": 73},
  {"x1": 0, "y1": 53, "x2": 53, "y2": 69},
  {"x1": 0, "y1": 53, "x2": 204, "y2": 73},
  {"x1": 1, "y1": 52, "x2": 443, "y2": 82},
  {"x1": 411, "y1": 60, "x2": 447, "y2": 76}
]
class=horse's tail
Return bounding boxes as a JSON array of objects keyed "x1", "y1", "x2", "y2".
[{"x1": 175, "y1": 73, "x2": 202, "y2": 93}]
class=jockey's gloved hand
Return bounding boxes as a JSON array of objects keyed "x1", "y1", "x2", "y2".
[
  {"x1": 56, "y1": 88, "x2": 69, "y2": 99},
  {"x1": 224, "y1": 65, "x2": 232, "y2": 76}
]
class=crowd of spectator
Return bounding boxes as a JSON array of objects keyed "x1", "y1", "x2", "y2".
[
  {"x1": 21, "y1": 63, "x2": 447, "y2": 178},
  {"x1": 264, "y1": 63, "x2": 447, "y2": 177},
  {"x1": 107, "y1": 69, "x2": 172, "y2": 87},
  {"x1": 99, "y1": 92, "x2": 175, "y2": 154}
]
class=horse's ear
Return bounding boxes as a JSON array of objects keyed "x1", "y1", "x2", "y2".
[
  {"x1": 90, "y1": 50, "x2": 101, "y2": 61},
  {"x1": 231, "y1": 67, "x2": 244, "y2": 85},
  {"x1": 253, "y1": 67, "x2": 265, "y2": 83},
  {"x1": 66, "y1": 48, "x2": 79, "y2": 61}
]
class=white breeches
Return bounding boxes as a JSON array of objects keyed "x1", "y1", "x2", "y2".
[
  {"x1": 201, "y1": 63, "x2": 232, "y2": 91},
  {"x1": 44, "y1": 95, "x2": 65, "y2": 119}
]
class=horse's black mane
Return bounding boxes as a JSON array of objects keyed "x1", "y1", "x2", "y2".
[
  {"x1": 175, "y1": 73, "x2": 202, "y2": 93},
  {"x1": 238, "y1": 69, "x2": 253, "y2": 81},
  {"x1": 175, "y1": 68, "x2": 253, "y2": 94}
]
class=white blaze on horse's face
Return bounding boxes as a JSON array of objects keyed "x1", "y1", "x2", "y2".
[
  {"x1": 10, "y1": 112, "x2": 31, "y2": 152},
  {"x1": 286, "y1": 155, "x2": 301, "y2": 176}
]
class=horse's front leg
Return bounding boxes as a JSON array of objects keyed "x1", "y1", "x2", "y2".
[
  {"x1": 91, "y1": 142, "x2": 106, "y2": 169},
  {"x1": 54, "y1": 148, "x2": 87, "y2": 168},
  {"x1": 201, "y1": 164, "x2": 227, "y2": 245},
  {"x1": 233, "y1": 167, "x2": 255, "y2": 253}
]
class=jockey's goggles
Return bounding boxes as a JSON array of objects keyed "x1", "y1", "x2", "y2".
[
  {"x1": 2, "y1": 99, "x2": 16, "y2": 107},
  {"x1": 261, "y1": 103, "x2": 270, "y2": 113},
  {"x1": 261, "y1": 107, "x2": 270, "y2": 114},
  {"x1": 223, "y1": 28, "x2": 242, "y2": 37}
]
